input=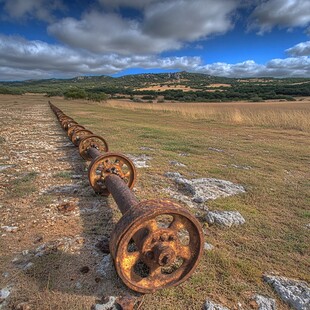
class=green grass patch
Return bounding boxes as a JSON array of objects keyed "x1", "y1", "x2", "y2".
[
  {"x1": 53, "y1": 171, "x2": 73, "y2": 179},
  {"x1": 10, "y1": 172, "x2": 38, "y2": 198}
]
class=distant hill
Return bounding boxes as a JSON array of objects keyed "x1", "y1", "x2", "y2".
[{"x1": 1, "y1": 72, "x2": 310, "y2": 102}]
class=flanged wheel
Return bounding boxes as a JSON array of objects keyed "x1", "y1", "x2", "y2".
[
  {"x1": 88, "y1": 153, "x2": 136, "y2": 195},
  {"x1": 61, "y1": 118, "x2": 74, "y2": 129},
  {"x1": 72, "y1": 129, "x2": 93, "y2": 146},
  {"x1": 109, "y1": 199, "x2": 204, "y2": 293},
  {"x1": 63, "y1": 119, "x2": 76, "y2": 130},
  {"x1": 67, "y1": 125, "x2": 85, "y2": 139},
  {"x1": 79, "y1": 135, "x2": 109, "y2": 161},
  {"x1": 67, "y1": 121, "x2": 78, "y2": 129}
]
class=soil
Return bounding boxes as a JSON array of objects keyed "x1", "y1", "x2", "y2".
[{"x1": 0, "y1": 96, "x2": 133, "y2": 309}]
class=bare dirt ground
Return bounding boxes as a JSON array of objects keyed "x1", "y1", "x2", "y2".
[{"x1": 0, "y1": 95, "x2": 133, "y2": 309}]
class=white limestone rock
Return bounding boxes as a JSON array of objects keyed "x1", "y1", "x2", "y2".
[
  {"x1": 204, "y1": 242, "x2": 214, "y2": 251},
  {"x1": 264, "y1": 275, "x2": 310, "y2": 310},
  {"x1": 204, "y1": 300, "x2": 230, "y2": 310},
  {"x1": 253, "y1": 294, "x2": 276, "y2": 310},
  {"x1": 92, "y1": 296, "x2": 118, "y2": 310},
  {"x1": 206, "y1": 211, "x2": 246, "y2": 227},
  {"x1": 165, "y1": 173, "x2": 245, "y2": 203}
]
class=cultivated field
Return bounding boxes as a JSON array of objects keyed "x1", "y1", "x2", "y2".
[{"x1": 0, "y1": 94, "x2": 309, "y2": 309}]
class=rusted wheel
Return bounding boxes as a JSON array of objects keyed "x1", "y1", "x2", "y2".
[
  {"x1": 71, "y1": 129, "x2": 93, "y2": 146},
  {"x1": 63, "y1": 119, "x2": 76, "y2": 130},
  {"x1": 79, "y1": 135, "x2": 109, "y2": 161},
  {"x1": 67, "y1": 121, "x2": 79, "y2": 129},
  {"x1": 61, "y1": 117, "x2": 74, "y2": 128},
  {"x1": 67, "y1": 125, "x2": 85, "y2": 138},
  {"x1": 109, "y1": 199, "x2": 204, "y2": 293},
  {"x1": 88, "y1": 153, "x2": 136, "y2": 195}
]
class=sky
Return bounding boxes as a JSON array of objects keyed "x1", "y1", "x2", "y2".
[{"x1": 0, "y1": 0, "x2": 310, "y2": 81}]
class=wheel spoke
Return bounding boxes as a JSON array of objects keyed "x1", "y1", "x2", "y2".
[
  {"x1": 149, "y1": 265, "x2": 162, "y2": 279},
  {"x1": 122, "y1": 252, "x2": 140, "y2": 272},
  {"x1": 93, "y1": 175, "x2": 101, "y2": 182},
  {"x1": 124, "y1": 171, "x2": 131, "y2": 178},
  {"x1": 179, "y1": 246, "x2": 192, "y2": 261},
  {"x1": 169, "y1": 215, "x2": 185, "y2": 231},
  {"x1": 145, "y1": 219, "x2": 158, "y2": 233}
]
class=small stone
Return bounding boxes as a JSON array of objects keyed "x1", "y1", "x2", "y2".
[
  {"x1": 22, "y1": 250, "x2": 29, "y2": 256},
  {"x1": 208, "y1": 147, "x2": 224, "y2": 153},
  {"x1": 204, "y1": 242, "x2": 214, "y2": 251},
  {"x1": 75, "y1": 282, "x2": 82, "y2": 289},
  {"x1": 72, "y1": 174, "x2": 82, "y2": 179},
  {"x1": 193, "y1": 196, "x2": 204, "y2": 203},
  {"x1": 92, "y1": 296, "x2": 118, "y2": 310},
  {"x1": 0, "y1": 287, "x2": 11, "y2": 303},
  {"x1": 80, "y1": 266, "x2": 90, "y2": 274},
  {"x1": 139, "y1": 146, "x2": 154, "y2": 151},
  {"x1": 169, "y1": 160, "x2": 187, "y2": 167},
  {"x1": 1, "y1": 226, "x2": 18, "y2": 233},
  {"x1": 23, "y1": 262, "x2": 34, "y2": 271},
  {"x1": 204, "y1": 300, "x2": 230, "y2": 310},
  {"x1": 2, "y1": 272, "x2": 9, "y2": 278}
]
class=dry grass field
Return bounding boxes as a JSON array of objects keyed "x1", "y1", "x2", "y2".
[{"x1": 0, "y1": 94, "x2": 309, "y2": 309}]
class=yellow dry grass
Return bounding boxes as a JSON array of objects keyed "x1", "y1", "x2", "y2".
[{"x1": 105, "y1": 99, "x2": 310, "y2": 132}]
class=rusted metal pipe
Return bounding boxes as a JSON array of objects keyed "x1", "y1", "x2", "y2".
[
  {"x1": 87, "y1": 146, "x2": 102, "y2": 159},
  {"x1": 105, "y1": 174, "x2": 139, "y2": 214}
]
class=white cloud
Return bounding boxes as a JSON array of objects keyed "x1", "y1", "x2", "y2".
[
  {"x1": 143, "y1": 0, "x2": 237, "y2": 40},
  {"x1": 48, "y1": 0, "x2": 238, "y2": 55},
  {"x1": 98, "y1": 0, "x2": 158, "y2": 9},
  {"x1": 1, "y1": 34, "x2": 310, "y2": 80},
  {"x1": 195, "y1": 57, "x2": 310, "y2": 77},
  {"x1": 249, "y1": 0, "x2": 310, "y2": 33},
  {"x1": 1, "y1": 0, "x2": 65, "y2": 22},
  {"x1": 0, "y1": 35, "x2": 202, "y2": 80},
  {"x1": 286, "y1": 41, "x2": 310, "y2": 56},
  {"x1": 48, "y1": 11, "x2": 180, "y2": 55}
]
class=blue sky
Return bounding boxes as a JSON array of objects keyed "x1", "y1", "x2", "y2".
[{"x1": 0, "y1": 0, "x2": 310, "y2": 81}]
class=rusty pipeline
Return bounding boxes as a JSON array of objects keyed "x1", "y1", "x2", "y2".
[{"x1": 49, "y1": 101, "x2": 204, "y2": 294}]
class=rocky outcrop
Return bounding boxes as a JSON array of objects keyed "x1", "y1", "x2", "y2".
[{"x1": 264, "y1": 275, "x2": 310, "y2": 310}]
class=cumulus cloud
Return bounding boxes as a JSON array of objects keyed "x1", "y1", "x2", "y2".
[
  {"x1": 48, "y1": 11, "x2": 179, "y2": 55},
  {"x1": 48, "y1": 0, "x2": 238, "y2": 55},
  {"x1": 0, "y1": 35, "x2": 202, "y2": 80},
  {"x1": 143, "y1": 0, "x2": 237, "y2": 40},
  {"x1": 1, "y1": 0, "x2": 65, "y2": 22},
  {"x1": 195, "y1": 57, "x2": 310, "y2": 77},
  {"x1": 249, "y1": 0, "x2": 310, "y2": 33},
  {"x1": 98, "y1": 0, "x2": 158, "y2": 9},
  {"x1": 286, "y1": 41, "x2": 310, "y2": 56},
  {"x1": 1, "y1": 34, "x2": 310, "y2": 80}
]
